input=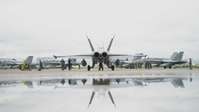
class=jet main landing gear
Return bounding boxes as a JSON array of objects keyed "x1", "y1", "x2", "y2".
[
  {"x1": 87, "y1": 65, "x2": 91, "y2": 71},
  {"x1": 111, "y1": 65, "x2": 114, "y2": 71},
  {"x1": 87, "y1": 63, "x2": 115, "y2": 71},
  {"x1": 98, "y1": 62, "x2": 104, "y2": 71}
]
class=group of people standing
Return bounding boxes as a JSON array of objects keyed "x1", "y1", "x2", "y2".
[
  {"x1": 125, "y1": 61, "x2": 152, "y2": 69},
  {"x1": 144, "y1": 61, "x2": 152, "y2": 69},
  {"x1": 60, "y1": 59, "x2": 72, "y2": 71}
]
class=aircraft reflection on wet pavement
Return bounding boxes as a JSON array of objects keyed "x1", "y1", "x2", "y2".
[{"x1": 0, "y1": 74, "x2": 193, "y2": 109}]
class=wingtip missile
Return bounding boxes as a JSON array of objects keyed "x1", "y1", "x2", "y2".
[{"x1": 87, "y1": 91, "x2": 95, "y2": 109}]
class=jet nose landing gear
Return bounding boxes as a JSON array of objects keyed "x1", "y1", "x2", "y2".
[
  {"x1": 87, "y1": 63, "x2": 115, "y2": 71},
  {"x1": 98, "y1": 62, "x2": 104, "y2": 71},
  {"x1": 87, "y1": 65, "x2": 91, "y2": 71},
  {"x1": 111, "y1": 65, "x2": 115, "y2": 71}
]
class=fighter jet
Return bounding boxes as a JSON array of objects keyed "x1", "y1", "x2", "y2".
[
  {"x1": 159, "y1": 51, "x2": 187, "y2": 69},
  {"x1": 36, "y1": 57, "x2": 86, "y2": 70},
  {"x1": 124, "y1": 53, "x2": 147, "y2": 63},
  {"x1": 109, "y1": 53, "x2": 147, "y2": 68},
  {"x1": 54, "y1": 35, "x2": 131, "y2": 71},
  {"x1": 0, "y1": 56, "x2": 33, "y2": 69},
  {"x1": 141, "y1": 51, "x2": 187, "y2": 69},
  {"x1": 0, "y1": 58, "x2": 16, "y2": 69}
]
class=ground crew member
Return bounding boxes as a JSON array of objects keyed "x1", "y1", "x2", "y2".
[
  {"x1": 68, "y1": 58, "x2": 72, "y2": 71},
  {"x1": 145, "y1": 58, "x2": 149, "y2": 69},
  {"x1": 21, "y1": 61, "x2": 26, "y2": 71},
  {"x1": 145, "y1": 61, "x2": 147, "y2": 69},
  {"x1": 135, "y1": 62, "x2": 138, "y2": 69},
  {"x1": 99, "y1": 62, "x2": 103, "y2": 71},
  {"x1": 189, "y1": 58, "x2": 192, "y2": 70},
  {"x1": 132, "y1": 62, "x2": 135, "y2": 69},
  {"x1": 38, "y1": 60, "x2": 43, "y2": 71},
  {"x1": 138, "y1": 62, "x2": 142, "y2": 69},
  {"x1": 60, "y1": 59, "x2": 65, "y2": 71}
]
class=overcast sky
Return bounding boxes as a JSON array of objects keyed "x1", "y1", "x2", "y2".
[{"x1": 0, "y1": 0, "x2": 199, "y2": 61}]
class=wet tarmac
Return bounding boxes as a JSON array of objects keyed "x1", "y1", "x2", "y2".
[{"x1": 0, "y1": 69, "x2": 199, "y2": 112}]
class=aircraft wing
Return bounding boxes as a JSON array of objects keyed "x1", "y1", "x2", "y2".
[
  {"x1": 162, "y1": 60, "x2": 187, "y2": 63},
  {"x1": 162, "y1": 60, "x2": 178, "y2": 63},
  {"x1": 54, "y1": 54, "x2": 92, "y2": 59},
  {"x1": 71, "y1": 54, "x2": 93, "y2": 59},
  {"x1": 148, "y1": 60, "x2": 163, "y2": 65},
  {"x1": 140, "y1": 58, "x2": 163, "y2": 64},
  {"x1": 109, "y1": 54, "x2": 132, "y2": 59},
  {"x1": 31, "y1": 61, "x2": 60, "y2": 66}
]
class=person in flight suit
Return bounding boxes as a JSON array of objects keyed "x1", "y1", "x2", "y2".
[
  {"x1": 189, "y1": 58, "x2": 192, "y2": 70},
  {"x1": 60, "y1": 59, "x2": 65, "y2": 71}
]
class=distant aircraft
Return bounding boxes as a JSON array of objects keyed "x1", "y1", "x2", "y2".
[
  {"x1": 54, "y1": 35, "x2": 131, "y2": 71},
  {"x1": 110, "y1": 53, "x2": 147, "y2": 68},
  {"x1": 119, "y1": 53, "x2": 147, "y2": 67},
  {"x1": 35, "y1": 57, "x2": 60, "y2": 69},
  {"x1": 37, "y1": 57, "x2": 87, "y2": 70},
  {"x1": 0, "y1": 58, "x2": 16, "y2": 69},
  {"x1": 0, "y1": 56, "x2": 33, "y2": 69},
  {"x1": 36, "y1": 57, "x2": 67, "y2": 69},
  {"x1": 141, "y1": 51, "x2": 187, "y2": 69},
  {"x1": 159, "y1": 52, "x2": 187, "y2": 69},
  {"x1": 141, "y1": 52, "x2": 178, "y2": 67}
]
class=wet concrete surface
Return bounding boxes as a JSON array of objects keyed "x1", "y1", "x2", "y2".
[{"x1": 0, "y1": 69, "x2": 199, "y2": 112}]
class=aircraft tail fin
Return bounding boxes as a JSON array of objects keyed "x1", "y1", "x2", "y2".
[
  {"x1": 172, "y1": 51, "x2": 184, "y2": 61},
  {"x1": 86, "y1": 35, "x2": 95, "y2": 52},
  {"x1": 170, "y1": 52, "x2": 178, "y2": 60},
  {"x1": 108, "y1": 91, "x2": 117, "y2": 108},
  {"x1": 107, "y1": 34, "x2": 115, "y2": 52},
  {"x1": 87, "y1": 91, "x2": 95, "y2": 109},
  {"x1": 25, "y1": 56, "x2": 33, "y2": 65}
]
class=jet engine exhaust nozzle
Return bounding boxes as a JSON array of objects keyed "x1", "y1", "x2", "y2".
[
  {"x1": 94, "y1": 52, "x2": 100, "y2": 58},
  {"x1": 101, "y1": 52, "x2": 108, "y2": 58}
]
